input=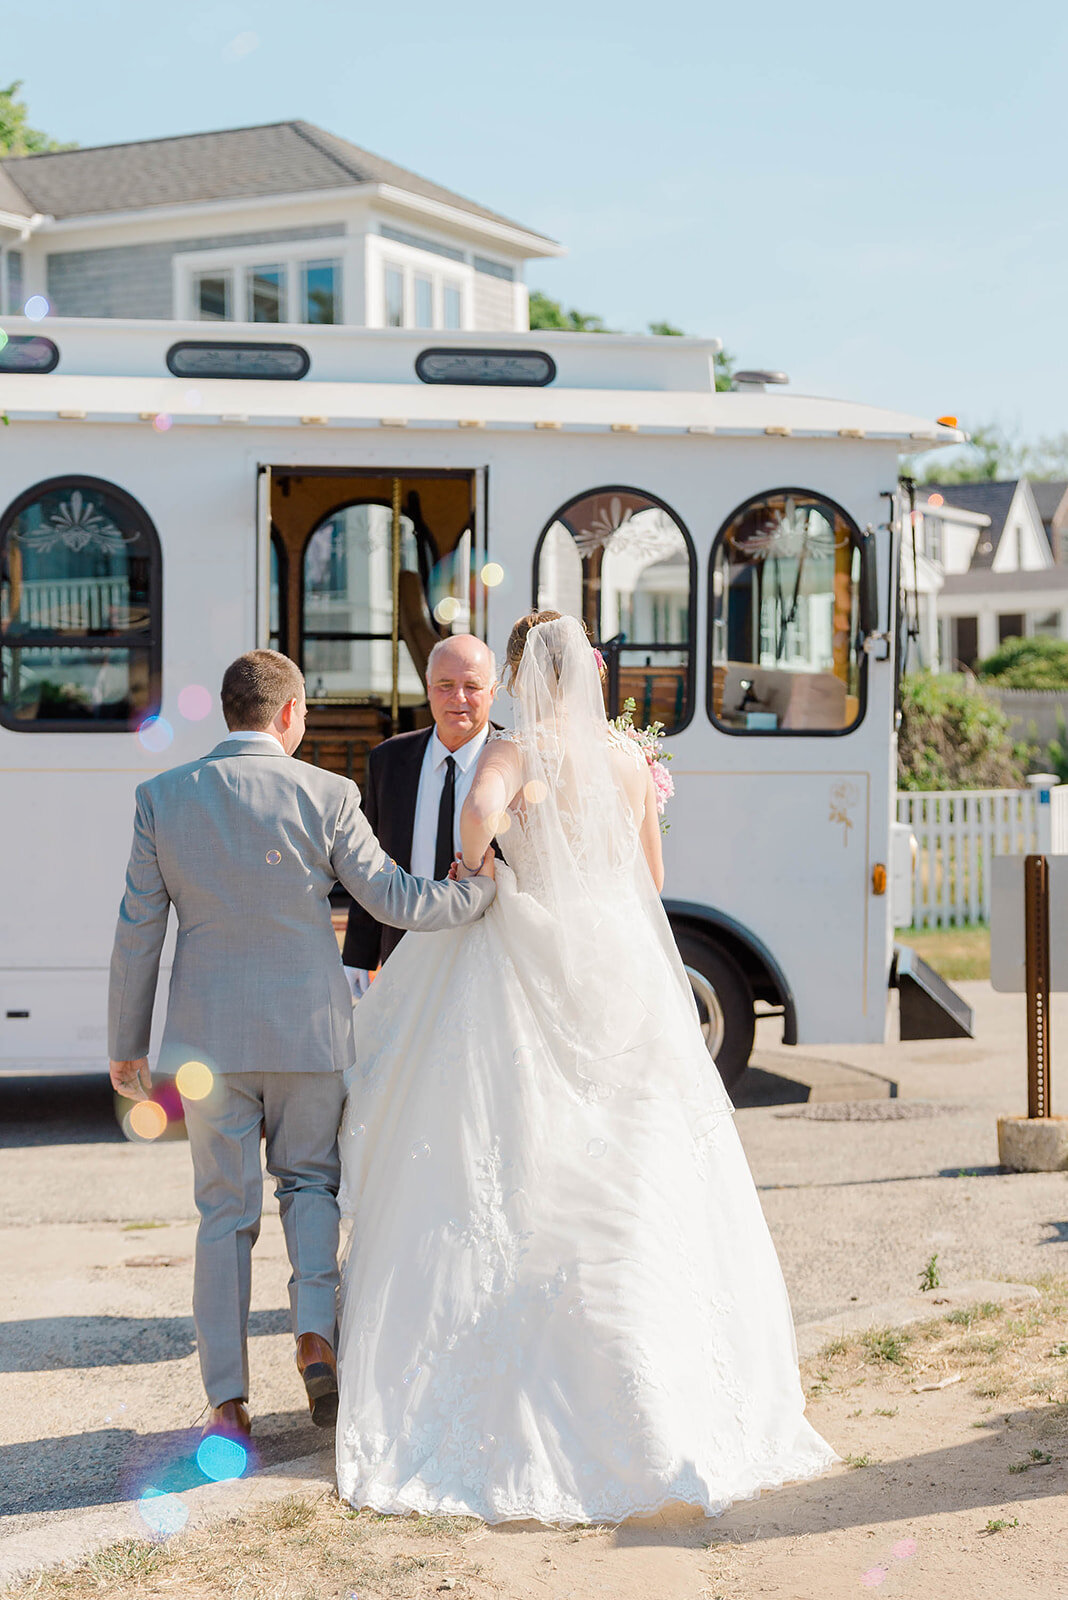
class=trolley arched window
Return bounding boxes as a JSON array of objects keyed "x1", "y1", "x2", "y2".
[
  {"x1": 301, "y1": 502, "x2": 431, "y2": 704},
  {"x1": 533, "y1": 486, "x2": 695, "y2": 732},
  {"x1": 0, "y1": 476, "x2": 161, "y2": 730},
  {"x1": 708, "y1": 488, "x2": 864, "y2": 735}
]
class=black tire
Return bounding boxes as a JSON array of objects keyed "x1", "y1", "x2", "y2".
[{"x1": 672, "y1": 928, "x2": 755, "y2": 1091}]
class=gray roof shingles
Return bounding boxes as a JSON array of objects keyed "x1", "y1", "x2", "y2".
[
  {"x1": 0, "y1": 120, "x2": 550, "y2": 239},
  {"x1": 921, "y1": 480, "x2": 1021, "y2": 568}
]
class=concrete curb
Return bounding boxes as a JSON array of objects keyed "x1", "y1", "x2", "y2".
[
  {"x1": 793, "y1": 1278, "x2": 1040, "y2": 1360},
  {"x1": 0, "y1": 1280, "x2": 1042, "y2": 1588},
  {"x1": 0, "y1": 1447, "x2": 334, "y2": 1588}
]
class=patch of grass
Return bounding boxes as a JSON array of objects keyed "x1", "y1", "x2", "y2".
[
  {"x1": 819, "y1": 1336, "x2": 848, "y2": 1360},
  {"x1": 873, "y1": 1407, "x2": 898, "y2": 1418},
  {"x1": 844, "y1": 1453, "x2": 873, "y2": 1469},
  {"x1": 1049, "y1": 1342, "x2": 1068, "y2": 1358},
  {"x1": 1008, "y1": 1450, "x2": 1053, "y2": 1474},
  {"x1": 260, "y1": 1494, "x2": 319, "y2": 1532},
  {"x1": 120, "y1": 1220, "x2": 169, "y2": 1231},
  {"x1": 903, "y1": 923, "x2": 990, "y2": 981},
  {"x1": 862, "y1": 1328, "x2": 911, "y2": 1365},
  {"x1": 982, "y1": 1517, "x2": 1019, "y2": 1534}
]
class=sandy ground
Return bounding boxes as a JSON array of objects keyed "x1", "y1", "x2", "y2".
[{"x1": 0, "y1": 979, "x2": 1066, "y2": 1596}]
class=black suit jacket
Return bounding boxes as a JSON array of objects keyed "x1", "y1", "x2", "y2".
[{"x1": 341, "y1": 725, "x2": 503, "y2": 971}]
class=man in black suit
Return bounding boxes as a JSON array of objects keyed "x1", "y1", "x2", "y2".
[{"x1": 342, "y1": 634, "x2": 499, "y2": 990}]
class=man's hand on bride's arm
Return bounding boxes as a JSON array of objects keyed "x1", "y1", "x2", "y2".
[{"x1": 110, "y1": 1057, "x2": 152, "y2": 1102}]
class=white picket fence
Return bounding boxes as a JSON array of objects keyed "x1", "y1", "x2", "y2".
[{"x1": 896, "y1": 782, "x2": 1068, "y2": 929}]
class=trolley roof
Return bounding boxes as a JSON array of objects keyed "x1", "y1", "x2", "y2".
[{"x1": 0, "y1": 319, "x2": 964, "y2": 447}]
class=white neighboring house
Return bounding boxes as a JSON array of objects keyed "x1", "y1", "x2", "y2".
[
  {"x1": 0, "y1": 120, "x2": 563, "y2": 332},
  {"x1": 907, "y1": 479, "x2": 1068, "y2": 670}
]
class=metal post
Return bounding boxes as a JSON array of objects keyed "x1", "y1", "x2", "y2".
[
  {"x1": 1023, "y1": 854, "x2": 1052, "y2": 1119},
  {"x1": 390, "y1": 476, "x2": 401, "y2": 735}
]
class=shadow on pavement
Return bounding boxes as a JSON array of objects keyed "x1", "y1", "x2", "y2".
[
  {"x1": 733, "y1": 1066, "x2": 811, "y2": 1109},
  {"x1": 0, "y1": 1310, "x2": 290, "y2": 1373},
  {"x1": 0, "y1": 1075, "x2": 123, "y2": 1148},
  {"x1": 605, "y1": 1400, "x2": 1068, "y2": 1549},
  {"x1": 0, "y1": 1407, "x2": 327, "y2": 1519}
]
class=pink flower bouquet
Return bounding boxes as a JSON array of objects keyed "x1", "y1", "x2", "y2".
[{"x1": 610, "y1": 697, "x2": 674, "y2": 832}]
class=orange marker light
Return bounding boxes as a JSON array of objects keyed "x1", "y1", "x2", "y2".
[{"x1": 937, "y1": 415, "x2": 958, "y2": 428}]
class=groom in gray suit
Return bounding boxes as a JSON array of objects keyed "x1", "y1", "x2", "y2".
[{"x1": 108, "y1": 650, "x2": 495, "y2": 1440}]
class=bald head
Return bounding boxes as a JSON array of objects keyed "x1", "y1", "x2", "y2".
[{"x1": 426, "y1": 634, "x2": 498, "y2": 752}]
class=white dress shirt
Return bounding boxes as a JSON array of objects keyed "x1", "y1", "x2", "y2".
[
  {"x1": 411, "y1": 725, "x2": 490, "y2": 878},
  {"x1": 223, "y1": 729, "x2": 283, "y2": 747}
]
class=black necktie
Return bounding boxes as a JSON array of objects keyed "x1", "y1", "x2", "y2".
[{"x1": 434, "y1": 755, "x2": 457, "y2": 879}]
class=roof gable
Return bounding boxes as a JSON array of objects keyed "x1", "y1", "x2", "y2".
[
  {"x1": 921, "y1": 480, "x2": 1022, "y2": 567},
  {"x1": 0, "y1": 120, "x2": 553, "y2": 243}
]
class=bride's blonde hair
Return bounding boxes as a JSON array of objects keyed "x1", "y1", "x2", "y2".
[
  {"x1": 503, "y1": 610, "x2": 561, "y2": 691},
  {"x1": 504, "y1": 610, "x2": 608, "y2": 693}
]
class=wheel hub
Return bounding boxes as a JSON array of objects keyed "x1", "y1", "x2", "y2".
[{"x1": 684, "y1": 964, "x2": 726, "y2": 1058}]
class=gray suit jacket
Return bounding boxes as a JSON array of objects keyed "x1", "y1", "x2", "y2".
[{"x1": 108, "y1": 737, "x2": 496, "y2": 1075}]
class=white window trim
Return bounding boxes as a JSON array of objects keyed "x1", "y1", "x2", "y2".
[
  {"x1": 366, "y1": 233, "x2": 473, "y2": 331},
  {"x1": 174, "y1": 240, "x2": 347, "y2": 324}
]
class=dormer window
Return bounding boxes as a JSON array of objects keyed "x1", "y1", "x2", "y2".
[{"x1": 181, "y1": 246, "x2": 342, "y2": 325}]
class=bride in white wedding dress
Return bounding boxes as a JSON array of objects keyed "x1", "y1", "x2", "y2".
[{"x1": 335, "y1": 612, "x2": 837, "y2": 1524}]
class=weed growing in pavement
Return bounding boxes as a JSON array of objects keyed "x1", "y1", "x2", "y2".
[
  {"x1": 1008, "y1": 1450, "x2": 1053, "y2": 1473},
  {"x1": 919, "y1": 1254, "x2": 941, "y2": 1292},
  {"x1": 844, "y1": 1453, "x2": 873, "y2": 1468},
  {"x1": 983, "y1": 1518, "x2": 1019, "y2": 1534}
]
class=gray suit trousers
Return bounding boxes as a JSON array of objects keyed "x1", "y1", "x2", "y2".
[{"x1": 181, "y1": 1071, "x2": 346, "y2": 1405}]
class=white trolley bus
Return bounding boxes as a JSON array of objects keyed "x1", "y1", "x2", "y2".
[{"x1": 0, "y1": 318, "x2": 972, "y2": 1087}]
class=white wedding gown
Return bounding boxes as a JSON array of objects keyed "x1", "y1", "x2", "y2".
[{"x1": 335, "y1": 620, "x2": 836, "y2": 1525}]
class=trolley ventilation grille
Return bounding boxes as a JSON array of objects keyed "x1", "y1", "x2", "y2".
[
  {"x1": 165, "y1": 341, "x2": 310, "y2": 381},
  {"x1": 415, "y1": 348, "x2": 556, "y2": 387},
  {"x1": 0, "y1": 336, "x2": 59, "y2": 374}
]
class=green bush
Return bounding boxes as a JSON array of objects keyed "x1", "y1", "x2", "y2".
[
  {"x1": 898, "y1": 672, "x2": 1026, "y2": 790},
  {"x1": 977, "y1": 635, "x2": 1068, "y2": 689}
]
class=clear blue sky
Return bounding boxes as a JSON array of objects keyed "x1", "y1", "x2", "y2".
[{"x1": 6, "y1": 0, "x2": 1066, "y2": 441}]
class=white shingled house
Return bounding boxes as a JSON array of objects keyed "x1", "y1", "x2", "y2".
[{"x1": 0, "y1": 120, "x2": 563, "y2": 332}]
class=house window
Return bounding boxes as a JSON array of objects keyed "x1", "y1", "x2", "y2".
[
  {"x1": 384, "y1": 267, "x2": 405, "y2": 328},
  {"x1": 0, "y1": 476, "x2": 162, "y2": 730},
  {"x1": 925, "y1": 516, "x2": 943, "y2": 564},
  {"x1": 1032, "y1": 610, "x2": 1061, "y2": 638},
  {"x1": 248, "y1": 265, "x2": 285, "y2": 323},
  {"x1": 533, "y1": 486, "x2": 695, "y2": 733},
  {"x1": 302, "y1": 260, "x2": 340, "y2": 324},
  {"x1": 708, "y1": 489, "x2": 864, "y2": 735},
  {"x1": 415, "y1": 276, "x2": 434, "y2": 329},
  {"x1": 954, "y1": 616, "x2": 978, "y2": 670},
  {"x1": 6, "y1": 248, "x2": 23, "y2": 316},
  {"x1": 195, "y1": 272, "x2": 232, "y2": 320},
  {"x1": 998, "y1": 613, "x2": 1024, "y2": 644},
  {"x1": 443, "y1": 284, "x2": 462, "y2": 330}
]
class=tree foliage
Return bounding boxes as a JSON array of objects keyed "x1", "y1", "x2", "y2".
[
  {"x1": 897, "y1": 672, "x2": 1026, "y2": 790},
  {"x1": 528, "y1": 291, "x2": 613, "y2": 333},
  {"x1": 0, "y1": 81, "x2": 75, "y2": 157},
  {"x1": 528, "y1": 294, "x2": 735, "y2": 389},
  {"x1": 977, "y1": 634, "x2": 1068, "y2": 690},
  {"x1": 912, "y1": 422, "x2": 1068, "y2": 484}
]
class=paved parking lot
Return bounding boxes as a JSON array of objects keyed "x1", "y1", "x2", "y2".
[{"x1": 0, "y1": 980, "x2": 1064, "y2": 1557}]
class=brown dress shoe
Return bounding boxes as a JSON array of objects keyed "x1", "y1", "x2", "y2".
[
  {"x1": 202, "y1": 1399, "x2": 251, "y2": 1440},
  {"x1": 296, "y1": 1332, "x2": 338, "y2": 1429}
]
